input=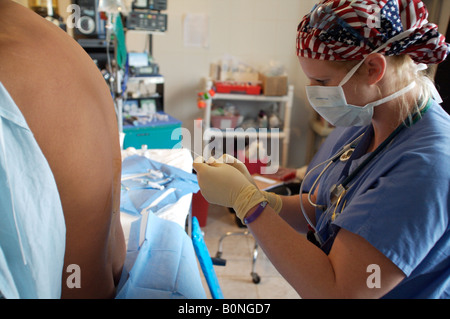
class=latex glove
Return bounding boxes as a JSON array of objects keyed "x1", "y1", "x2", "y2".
[
  {"x1": 193, "y1": 156, "x2": 267, "y2": 222},
  {"x1": 216, "y1": 154, "x2": 283, "y2": 214},
  {"x1": 215, "y1": 154, "x2": 255, "y2": 185}
]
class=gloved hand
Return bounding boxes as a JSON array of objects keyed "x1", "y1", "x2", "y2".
[
  {"x1": 193, "y1": 156, "x2": 267, "y2": 223},
  {"x1": 216, "y1": 154, "x2": 283, "y2": 214}
]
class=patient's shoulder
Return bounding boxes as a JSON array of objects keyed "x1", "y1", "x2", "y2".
[
  {"x1": 0, "y1": 1, "x2": 113, "y2": 123},
  {"x1": 0, "y1": 1, "x2": 90, "y2": 74},
  {"x1": 0, "y1": 0, "x2": 119, "y2": 191}
]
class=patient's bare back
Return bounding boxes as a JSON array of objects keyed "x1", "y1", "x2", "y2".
[{"x1": 0, "y1": 0, "x2": 125, "y2": 298}]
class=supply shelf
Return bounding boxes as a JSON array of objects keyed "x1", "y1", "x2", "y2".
[{"x1": 201, "y1": 79, "x2": 294, "y2": 167}]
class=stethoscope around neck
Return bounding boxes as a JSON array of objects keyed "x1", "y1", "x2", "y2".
[
  {"x1": 299, "y1": 101, "x2": 430, "y2": 247},
  {"x1": 299, "y1": 132, "x2": 364, "y2": 246}
]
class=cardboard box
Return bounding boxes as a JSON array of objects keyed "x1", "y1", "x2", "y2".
[
  {"x1": 210, "y1": 62, "x2": 259, "y2": 82},
  {"x1": 259, "y1": 73, "x2": 288, "y2": 96}
]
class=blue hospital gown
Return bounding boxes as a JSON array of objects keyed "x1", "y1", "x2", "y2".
[
  {"x1": 305, "y1": 99, "x2": 450, "y2": 298},
  {"x1": 0, "y1": 83, "x2": 65, "y2": 298}
]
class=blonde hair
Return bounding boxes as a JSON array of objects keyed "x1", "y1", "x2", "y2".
[{"x1": 385, "y1": 55, "x2": 433, "y2": 124}]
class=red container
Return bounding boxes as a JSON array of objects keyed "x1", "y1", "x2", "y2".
[
  {"x1": 215, "y1": 81, "x2": 261, "y2": 95},
  {"x1": 236, "y1": 150, "x2": 267, "y2": 175},
  {"x1": 245, "y1": 160, "x2": 266, "y2": 175},
  {"x1": 192, "y1": 191, "x2": 209, "y2": 227}
]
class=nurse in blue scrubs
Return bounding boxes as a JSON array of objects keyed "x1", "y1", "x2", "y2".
[{"x1": 193, "y1": 0, "x2": 450, "y2": 298}]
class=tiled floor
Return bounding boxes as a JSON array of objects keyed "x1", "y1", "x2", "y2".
[{"x1": 198, "y1": 203, "x2": 300, "y2": 299}]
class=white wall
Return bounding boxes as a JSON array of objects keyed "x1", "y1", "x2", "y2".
[{"x1": 126, "y1": 0, "x2": 318, "y2": 168}]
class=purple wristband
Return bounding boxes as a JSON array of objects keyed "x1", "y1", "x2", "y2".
[{"x1": 244, "y1": 201, "x2": 268, "y2": 225}]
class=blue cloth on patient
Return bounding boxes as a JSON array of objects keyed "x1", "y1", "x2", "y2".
[
  {"x1": 116, "y1": 154, "x2": 205, "y2": 299},
  {"x1": 115, "y1": 212, "x2": 206, "y2": 299},
  {"x1": 120, "y1": 155, "x2": 199, "y2": 214},
  {"x1": 0, "y1": 82, "x2": 66, "y2": 298}
]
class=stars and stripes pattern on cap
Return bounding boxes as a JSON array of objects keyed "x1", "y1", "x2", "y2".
[{"x1": 297, "y1": 0, "x2": 450, "y2": 64}]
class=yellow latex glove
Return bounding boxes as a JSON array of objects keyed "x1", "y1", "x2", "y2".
[
  {"x1": 193, "y1": 156, "x2": 267, "y2": 223},
  {"x1": 216, "y1": 154, "x2": 283, "y2": 214}
]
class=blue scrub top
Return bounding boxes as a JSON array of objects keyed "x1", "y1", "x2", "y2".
[{"x1": 304, "y1": 100, "x2": 450, "y2": 299}]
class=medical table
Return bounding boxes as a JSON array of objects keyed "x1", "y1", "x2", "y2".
[{"x1": 116, "y1": 148, "x2": 207, "y2": 299}]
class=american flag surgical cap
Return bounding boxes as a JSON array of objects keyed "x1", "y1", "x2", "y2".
[{"x1": 296, "y1": 0, "x2": 450, "y2": 64}]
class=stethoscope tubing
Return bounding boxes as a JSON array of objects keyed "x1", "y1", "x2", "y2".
[{"x1": 299, "y1": 136, "x2": 361, "y2": 239}]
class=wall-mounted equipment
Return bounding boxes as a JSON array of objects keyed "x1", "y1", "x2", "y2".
[
  {"x1": 128, "y1": 52, "x2": 160, "y2": 77},
  {"x1": 126, "y1": 0, "x2": 168, "y2": 33},
  {"x1": 126, "y1": 11, "x2": 167, "y2": 32},
  {"x1": 131, "y1": 0, "x2": 167, "y2": 11}
]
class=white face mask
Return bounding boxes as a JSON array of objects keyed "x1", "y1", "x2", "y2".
[{"x1": 305, "y1": 56, "x2": 416, "y2": 127}]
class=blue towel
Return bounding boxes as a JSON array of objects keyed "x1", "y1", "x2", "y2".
[
  {"x1": 116, "y1": 212, "x2": 206, "y2": 299},
  {"x1": 120, "y1": 155, "x2": 199, "y2": 214}
]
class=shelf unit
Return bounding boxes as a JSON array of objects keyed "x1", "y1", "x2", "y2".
[
  {"x1": 125, "y1": 75, "x2": 165, "y2": 108},
  {"x1": 202, "y1": 80, "x2": 294, "y2": 167}
]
